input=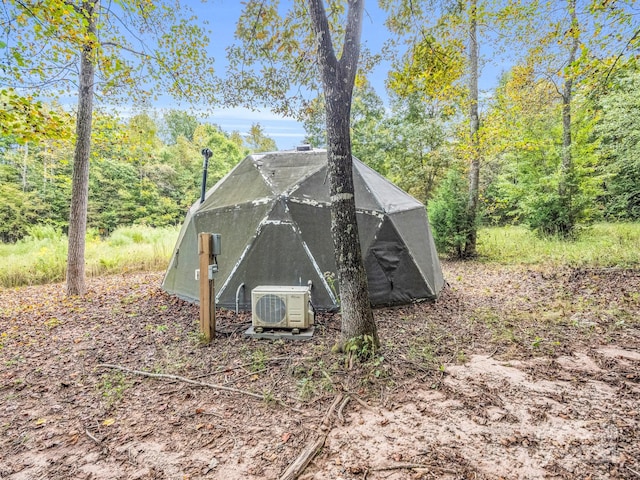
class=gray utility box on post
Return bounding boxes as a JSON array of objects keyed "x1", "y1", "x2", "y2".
[{"x1": 211, "y1": 233, "x2": 221, "y2": 256}]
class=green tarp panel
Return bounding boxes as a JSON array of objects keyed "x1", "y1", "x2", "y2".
[{"x1": 162, "y1": 149, "x2": 444, "y2": 311}]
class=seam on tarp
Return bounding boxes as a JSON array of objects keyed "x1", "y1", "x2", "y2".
[
  {"x1": 290, "y1": 222, "x2": 337, "y2": 305},
  {"x1": 387, "y1": 208, "x2": 435, "y2": 295}
]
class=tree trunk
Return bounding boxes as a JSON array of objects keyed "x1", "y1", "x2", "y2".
[
  {"x1": 307, "y1": 0, "x2": 378, "y2": 349},
  {"x1": 22, "y1": 143, "x2": 28, "y2": 191},
  {"x1": 66, "y1": 1, "x2": 97, "y2": 296},
  {"x1": 326, "y1": 88, "x2": 378, "y2": 347},
  {"x1": 465, "y1": 0, "x2": 480, "y2": 258},
  {"x1": 558, "y1": 0, "x2": 579, "y2": 232}
]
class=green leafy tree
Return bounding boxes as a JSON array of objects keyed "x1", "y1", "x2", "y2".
[
  {"x1": 595, "y1": 63, "x2": 640, "y2": 220},
  {"x1": 124, "y1": 113, "x2": 163, "y2": 174},
  {"x1": 385, "y1": 92, "x2": 452, "y2": 203},
  {"x1": 381, "y1": 0, "x2": 494, "y2": 257},
  {"x1": 302, "y1": 78, "x2": 388, "y2": 174},
  {"x1": 428, "y1": 169, "x2": 470, "y2": 257},
  {"x1": 503, "y1": 0, "x2": 639, "y2": 235},
  {"x1": 1, "y1": 0, "x2": 216, "y2": 295},
  {"x1": 227, "y1": 0, "x2": 379, "y2": 349},
  {"x1": 161, "y1": 109, "x2": 199, "y2": 144},
  {"x1": 245, "y1": 123, "x2": 278, "y2": 153},
  {"x1": 0, "y1": 164, "x2": 45, "y2": 242},
  {"x1": 0, "y1": 184, "x2": 43, "y2": 242},
  {"x1": 481, "y1": 64, "x2": 602, "y2": 234}
]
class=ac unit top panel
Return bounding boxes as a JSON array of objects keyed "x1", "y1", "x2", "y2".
[{"x1": 252, "y1": 285, "x2": 311, "y2": 295}]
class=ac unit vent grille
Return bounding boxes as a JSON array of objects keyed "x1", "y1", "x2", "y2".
[{"x1": 255, "y1": 294, "x2": 287, "y2": 324}]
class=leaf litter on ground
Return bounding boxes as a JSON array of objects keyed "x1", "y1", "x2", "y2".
[{"x1": 0, "y1": 262, "x2": 638, "y2": 479}]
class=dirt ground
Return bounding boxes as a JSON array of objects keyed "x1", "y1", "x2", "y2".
[{"x1": 0, "y1": 261, "x2": 638, "y2": 480}]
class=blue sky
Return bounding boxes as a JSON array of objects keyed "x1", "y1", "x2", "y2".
[
  {"x1": 174, "y1": 0, "x2": 393, "y2": 149},
  {"x1": 179, "y1": 1, "x2": 507, "y2": 150}
]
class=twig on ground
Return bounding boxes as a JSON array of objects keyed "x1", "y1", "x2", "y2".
[
  {"x1": 97, "y1": 363, "x2": 265, "y2": 401},
  {"x1": 336, "y1": 395, "x2": 350, "y2": 424},
  {"x1": 627, "y1": 466, "x2": 640, "y2": 477},
  {"x1": 322, "y1": 393, "x2": 344, "y2": 427},
  {"x1": 85, "y1": 429, "x2": 101, "y2": 444},
  {"x1": 370, "y1": 463, "x2": 429, "y2": 472},
  {"x1": 279, "y1": 393, "x2": 344, "y2": 480},
  {"x1": 194, "y1": 356, "x2": 315, "y2": 380},
  {"x1": 97, "y1": 363, "x2": 305, "y2": 413},
  {"x1": 349, "y1": 394, "x2": 372, "y2": 411}
]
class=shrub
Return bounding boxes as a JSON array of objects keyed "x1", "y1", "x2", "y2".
[{"x1": 428, "y1": 169, "x2": 470, "y2": 258}]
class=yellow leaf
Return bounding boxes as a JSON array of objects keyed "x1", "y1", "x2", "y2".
[
  {"x1": 102, "y1": 418, "x2": 115, "y2": 426},
  {"x1": 35, "y1": 418, "x2": 46, "y2": 426}
]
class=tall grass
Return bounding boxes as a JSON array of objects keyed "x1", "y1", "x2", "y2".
[
  {"x1": 0, "y1": 225, "x2": 179, "y2": 288},
  {"x1": 2, "y1": 222, "x2": 638, "y2": 289},
  {"x1": 478, "y1": 223, "x2": 640, "y2": 267}
]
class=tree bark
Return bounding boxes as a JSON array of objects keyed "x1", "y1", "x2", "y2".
[
  {"x1": 464, "y1": 0, "x2": 480, "y2": 258},
  {"x1": 66, "y1": 0, "x2": 97, "y2": 296},
  {"x1": 307, "y1": 0, "x2": 378, "y2": 349},
  {"x1": 559, "y1": 0, "x2": 579, "y2": 223}
]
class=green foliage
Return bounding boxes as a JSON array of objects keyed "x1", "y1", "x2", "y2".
[
  {"x1": 161, "y1": 110, "x2": 199, "y2": 144},
  {"x1": 522, "y1": 189, "x2": 575, "y2": 237},
  {"x1": 385, "y1": 92, "x2": 451, "y2": 203},
  {"x1": 1, "y1": 0, "x2": 216, "y2": 105},
  {"x1": 428, "y1": 169, "x2": 470, "y2": 258},
  {"x1": 481, "y1": 66, "x2": 603, "y2": 236},
  {"x1": 0, "y1": 183, "x2": 43, "y2": 242},
  {"x1": 193, "y1": 124, "x2": 247, "y2": 187},
  {"x1": 595, "y1": 65, "x2": 640, "y2": 220},
  {"x1": 0, "y1": 89, "x2": 71, "y2": 143},
  {"x1": 349, "y1": 79, "x2": 389, "y2": 175},
  {"x1": 344, "y1": 334, "x2": 378, "y2": 363},
  {"x1": 302, "y1": 79, "x2": 388, "y2": 174},
  {"x1": 477, "y1": 223, "x2": 640, "y2": 267},
  {"x1": 224, "y1": 1, "x2": 320, "y2": 117},
  {"x1": 0, "y1": 110, "x2": 246, "y2": 242},
  {"x1": 98, "y1": 372, "x2": 129, "y2": 408},
  {"x1": 25, "y1": 224, "x2": 64, "y2": 242},
  {"x1": 244, "y1": 123, "x2": 277, "y2": 153},
  {"x1": 0, "y1": 226, "x2": 178, "y2": 288}
]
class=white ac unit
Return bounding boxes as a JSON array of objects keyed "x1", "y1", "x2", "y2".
[{"x1": 252, "y1": 286, "x2": 314, "y2": 331}]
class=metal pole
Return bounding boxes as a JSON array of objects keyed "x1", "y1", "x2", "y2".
[{"x1": 200, "y1": 148, "x2": 212, "y2": 204}]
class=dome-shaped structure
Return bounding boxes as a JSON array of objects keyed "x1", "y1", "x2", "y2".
[{"x1": 162, "y1": 149, "x2": 444, "y2": 310}]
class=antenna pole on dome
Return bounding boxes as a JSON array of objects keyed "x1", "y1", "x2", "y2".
[{"x1": 200, "y1": 148, "x2": 213, "y2": 204}]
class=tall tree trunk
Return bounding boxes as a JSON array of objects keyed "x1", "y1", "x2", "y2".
[
  {"x1": 465, "y1": 0, "x2": 480, "y2": 258},
  {"x1": 307, "y1": 0, "x2": 378, "y2": 349},
  {"x1": 66, "y1": 0, "x2": 97, "y2": 296},
  {"x1": 22, "y1": 143, "x2": 28, "y2": 191},
  {"x1": 558, "y1": 0, "x2": 579, "y2": 233},
  {"x1": 326, "y1": 87, "x2": 377, "y2": 347}
]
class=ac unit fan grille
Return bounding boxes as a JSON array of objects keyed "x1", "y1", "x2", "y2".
[{"x1": 255, "y1": 294, "x2": 287, "y2": 324}]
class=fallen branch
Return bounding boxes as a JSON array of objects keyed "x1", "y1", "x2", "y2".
[
  {"x1": 194, "y1": 356, "x2": 315, "y2": 380},
  {"x1": 97, "y1": 363, "x2": 265, "y2": 401},
  {"x1": 370, "y1": 463, "x2": 429, "y2": 472},
  {"x1": 349, "y1": 394, "x2": 373, "y2": 411},
  {"x1": 279, "y1": 433, "x2": 327, "y2": 480},
  {"x1": 336, "y1": 395, "x2": 350, "y2": 424},
  {"x1": 279, "y1": 393, "x2": 344, "y2": 480},
  {"x1": 85, "y1": 428, "x2": 101, "y2": 444},
  {"x1": 322, "y1": 393, "x2": 344, "y2": 427}
]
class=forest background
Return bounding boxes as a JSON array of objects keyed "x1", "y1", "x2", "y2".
[{"x1": 1, "y1": 0, "x2": 639, "y2": 281}]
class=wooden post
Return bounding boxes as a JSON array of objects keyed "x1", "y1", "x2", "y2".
[{"x1": 198, "y1": 233, "x2": 215, "y2": 341}]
